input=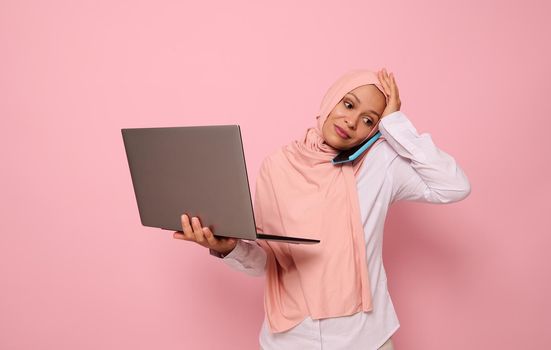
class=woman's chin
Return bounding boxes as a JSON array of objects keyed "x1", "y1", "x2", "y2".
[{"x1": 326, "y1": 138, "x2": 352, "y2": 151}]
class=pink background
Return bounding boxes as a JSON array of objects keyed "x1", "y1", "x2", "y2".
[{"x1": 1, "y1": 0, "x2": 549, "y2": 349}]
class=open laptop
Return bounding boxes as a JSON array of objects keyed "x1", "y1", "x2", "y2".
[{"x1": 121, "y1": 125, "x2": 320, "y2": 245}]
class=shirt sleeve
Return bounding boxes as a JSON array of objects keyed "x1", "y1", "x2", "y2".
[
  {"x1": 209, "y1": 239, "x2": 267, "y2": 277},
  {"x1": 378, "y1": 111, "x2": 472, "y2": 204}
]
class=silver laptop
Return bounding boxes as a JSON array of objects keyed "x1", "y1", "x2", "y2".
[{"x1": 121, "y1": 125, "x2": 320, "y2": 244}]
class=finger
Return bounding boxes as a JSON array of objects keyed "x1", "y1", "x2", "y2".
[
  {"x1": 387, "y1": 74, "x2": 400, "y2": 107},
  {"x1": 382, "y1": 68, "x2": 390, "y2": 80},
  {"x1": 390, "y1": 73, "x2": 400, "y2": 98},
  {"x1": 387, "y1": 73, "x2": 396, "y2": 96},
  {"x1": 378, "y1": 70, "x2": 391, "y2": 96},
  {"x1": 181, "y1": 214, "x2": 195, "y2": 240},
  {"x1": 384, "y1": 69, "x2": 393, "y2": 87},
  {"x1": 173, "y1": 231, "x2": 188, "y2": 240},
  {"x1": 202, "y1": 226, "x2": 219, "y2": 247},
  {"x1": 380, "y1": 69, "x2": 391, "y2": 90},
  {"x1": 191, "y1": 216, "x2": 205, "y2": 243}
]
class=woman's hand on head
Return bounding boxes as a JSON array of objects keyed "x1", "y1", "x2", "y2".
[
  {"x1": 173, "y1": 214, "x2": 238, "y2": 256},
  {"x1": 377, "y1": 68, "x2": 401, "y2": 119}
]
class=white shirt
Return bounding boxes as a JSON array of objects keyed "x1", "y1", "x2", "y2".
[{"x1": 211, "y1": 111, "x2": 471, "y2": 350}]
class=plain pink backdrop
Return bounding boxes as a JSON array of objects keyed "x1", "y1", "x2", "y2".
[{"x1": 1, "y1": 0, "x2": 549, "y2": 349}]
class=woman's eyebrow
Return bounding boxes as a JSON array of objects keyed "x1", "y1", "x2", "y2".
[
  {"x1": 347, "y1": 92, "x2": 360, "y2": 104},
  {"x1": 346, "y1": 93, "x2": 381, "y2": 119}
]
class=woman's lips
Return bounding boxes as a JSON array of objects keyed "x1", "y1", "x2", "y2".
[{"x1": 334, "y1": 125, "x2": 350, "y2": 139}]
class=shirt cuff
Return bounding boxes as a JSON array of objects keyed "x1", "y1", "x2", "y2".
[
  {"x1": 208, "y1": 239, "x2": 244, "y2": 259},
  {"x1": 378, "y1": 110, "x2": 428, "y2": 162},
  {"x1": 379, "y1": 110, "x2": 414, "y2": 133}
]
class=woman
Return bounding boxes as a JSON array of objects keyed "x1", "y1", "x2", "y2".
[{"x1": 174, "y1": 68, "x2": 471, "y2": 350}]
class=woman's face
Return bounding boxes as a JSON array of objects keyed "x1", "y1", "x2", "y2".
[{"x1": 322, "y1": 84, "x2": 386, "y2": 150}]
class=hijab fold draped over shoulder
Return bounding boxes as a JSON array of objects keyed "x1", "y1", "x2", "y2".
[{"x1": 254, "y1": 70, "x2": 390, "y2": 333}]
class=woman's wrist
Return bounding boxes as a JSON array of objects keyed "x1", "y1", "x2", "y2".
[{"x1": 210, "y1": 240, "x2": 240, "y2": 258}]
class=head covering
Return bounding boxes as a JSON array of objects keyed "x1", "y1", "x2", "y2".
[{"x1": 254, "y1": 69, "x2": 389, "y2": 333}]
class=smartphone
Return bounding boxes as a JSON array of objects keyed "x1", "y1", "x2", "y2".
[{"x1": 332, "y1": 131, "x2": 382, "y2": 165}]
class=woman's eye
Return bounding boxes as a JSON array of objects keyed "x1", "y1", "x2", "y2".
[{"x1": 344, "y1": 101, "x2": 353, "y2": 109}]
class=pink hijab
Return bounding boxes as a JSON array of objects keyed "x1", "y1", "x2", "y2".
[{"x1": 254, "y1": 69, "x2": 389, "y2": 333}]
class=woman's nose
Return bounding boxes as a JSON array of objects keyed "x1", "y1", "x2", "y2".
[{"x1": 344, "y1": 115, "x2": 358, "y2": 130}]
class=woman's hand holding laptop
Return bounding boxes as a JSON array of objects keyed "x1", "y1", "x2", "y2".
[{"x1": 173, "y1": 214, "x2": 239, "y2": 255}]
